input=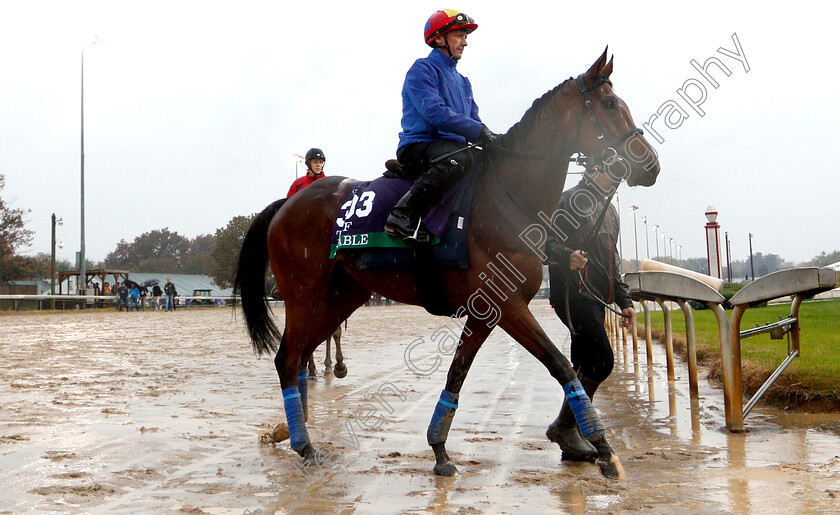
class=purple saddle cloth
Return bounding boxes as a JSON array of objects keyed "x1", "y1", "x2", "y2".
[{"x1": 329, "y1": 169, "x2": 477, "y2": 270}]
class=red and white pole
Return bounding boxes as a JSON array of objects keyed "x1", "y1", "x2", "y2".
[{"x1": 705, "y1": 205, "x2": 722, "y2": 279}]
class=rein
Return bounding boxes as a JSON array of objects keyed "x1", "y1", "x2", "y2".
[
  {"x1": 573, "y1": 183, "x2": 631, "y2": 320},
  {"x1": 562, "y1": 183, "x2": 629, "y2": 336}
]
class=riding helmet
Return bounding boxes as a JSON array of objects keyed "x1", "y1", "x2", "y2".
[
  {"x1": 424, "y1": 9, "x2": 477, "y2": 46},
  {"x1": 305, "y1": 147, "x2": 326, "y2": 170}
]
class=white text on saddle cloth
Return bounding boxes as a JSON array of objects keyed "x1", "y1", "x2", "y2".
[
  {"x1": 336, "y1": 233, "x2": 369, "y2": 247},
  {"x1": 335, "y1": 190, "x2": 376, "y2": 228}
]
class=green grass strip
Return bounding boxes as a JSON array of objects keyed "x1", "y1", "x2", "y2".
[{"x1": 643, "y1": 298, "x2": 840, "y2": 405}]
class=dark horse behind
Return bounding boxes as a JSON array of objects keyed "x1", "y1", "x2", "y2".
[{"x1": 235, "y1": 49, "x2": 660, "y2": 480}]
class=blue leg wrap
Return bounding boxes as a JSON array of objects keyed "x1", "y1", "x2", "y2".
[
  {"x1": 283, "y1": 386, "x2": 310, "y2": 452},
  {"x1": 297, "y1": 368, "x2": 308, "y2": 408},
  {"x1": 427, "y1": 390, "x2": 459, "y2": 445},
  {"x1": 563, "y1": 379, "x2": 605, "y2": 440}
]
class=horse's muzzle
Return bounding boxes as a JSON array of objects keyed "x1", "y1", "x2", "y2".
[{"x1": 627, "y1": 160, "x2": 660, "y2": 187}]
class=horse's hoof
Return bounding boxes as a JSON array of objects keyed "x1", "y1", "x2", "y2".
[
  {"x1": 334, "y1": 363, "x2": 347, "y2": 378},
  {"x1": 547, "y1": 424, "x2": 598, "y2": 462},
  {"x1": 433, "y1": 462, "x2": 459, "y2": 476},
  {"x1": 300, "y1": 443, "x2": 318, "y2": 462},
  {"x1": 596, "y1": 452, "x2": 626, "y2": 480}
]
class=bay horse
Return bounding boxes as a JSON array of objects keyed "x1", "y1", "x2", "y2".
[{"x1": 235, "y1": 49, "x2": 660, "y2": 480}]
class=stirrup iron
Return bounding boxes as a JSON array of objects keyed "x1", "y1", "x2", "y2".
[{"x1": 404, "y1": 216, "x2": 430, "y2": 243}]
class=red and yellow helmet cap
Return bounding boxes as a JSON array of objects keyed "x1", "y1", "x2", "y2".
[{"x1": 424, "y1": 9, "x2": 477, "y2": 46}]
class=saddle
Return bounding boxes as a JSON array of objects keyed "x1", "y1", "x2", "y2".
[
  {"x1": 385, "y1": 159, "x2": 402, "y2": 174},
  {"x1": 328, "y1": 159, "x2": 480, "y2": 316}
]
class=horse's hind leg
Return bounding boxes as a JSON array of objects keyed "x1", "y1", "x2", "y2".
[
  {"x1": 275, "y1": 281, "x2": 370, "y2": 462},
  {"x1": 323, "y1": 332, "x2": 332, "y2": 374},
  {"x1": 274, "y1": 317, "x2": 325, "y2": 461},
  {"x1": 307, "y1": 355, "x2": 317, "y2": 379},
  {"x1": 426, "y1": 318, "x2": 494, "y2": 476},
  {"x1": 332, "y1": 325, "x2": 347, "y2": 378}
]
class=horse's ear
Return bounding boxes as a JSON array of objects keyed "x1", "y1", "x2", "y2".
[
  {"x1": 584, "y1": 46, "x2": 609, "y2": 82},
  {"x1": 602, "y1": 55, "x2": 614, "y2": 78}
]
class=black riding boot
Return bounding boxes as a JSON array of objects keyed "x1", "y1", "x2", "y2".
[
  {"x1": 384, "y1": 160, "x2": 462, "y2": 243},
  {"x1": 546, "y1": 375, "x2": 602, "y2": 462}
]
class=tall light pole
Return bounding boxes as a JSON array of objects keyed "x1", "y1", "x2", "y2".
[
  {"x1": 667, "y1": 236, "x2": 673, "y2": 262},
  {"x1": 653, "y1": 224, "x2": 660, "y2": 258},
  {"x1": 725, "y1": 231, "x2": 732, "y2": 282},
  {"x1": 641, "y1": 216, "x2": 649, "y2": 259},
  {"x1": 628, "y1": 205, "x2": 639, "y2": 267},
  {"x1": 749, "y1": 233, "x2": 756, "y2": 282},
  {"x1": 292, "y1": 153, "x2": 304, "y2": 179},
  {"x1": 677, "y1": 244, "x2": 682, "y2": 262},
  {"x1": 51, "y1": 214, "x2": 63, "y2": 309},
  {"x1": 80, "y1": 36, "x2": 99, "y2": 302},
  {"x1": 80, "y1": 48, "x2": 86, "y2": 299},
  {"x1": 661, "y1": 232, "x2": 667, "y2": 261}
]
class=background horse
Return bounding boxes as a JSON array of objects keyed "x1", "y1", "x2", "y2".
[
  {"x1": 272, "y1": 284, "x2": 347, "y2": 379},
  {"x1": 307, "y1": 323, "x2": 346, "y2": 379},
  {"x1": 235, "y1": 49, "x2": 660, "y2": 479}
]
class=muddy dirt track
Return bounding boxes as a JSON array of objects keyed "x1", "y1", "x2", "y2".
[{"x1": 1, "y1": 303, "x2": 839, "y2": 514}]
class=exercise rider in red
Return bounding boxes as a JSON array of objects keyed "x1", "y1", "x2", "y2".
[{"x1": 288, "y1": 148, "x2": 327, "y2": 198}]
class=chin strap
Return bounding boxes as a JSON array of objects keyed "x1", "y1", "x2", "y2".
[{"x1": 431, "y1": 41, "x2": 455, "y2": 59}]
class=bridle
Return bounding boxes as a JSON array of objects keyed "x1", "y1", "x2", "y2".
[{"x1": 574, "y1": 73, "x2": 643, "y2": 171}]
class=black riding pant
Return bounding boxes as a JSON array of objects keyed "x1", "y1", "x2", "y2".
[
  {"x1": 554, "y1": 299, "x2": 614, "y2": 383},
  {"x1": 396, "y1": 140, "x2": 475, "y2": 180}
]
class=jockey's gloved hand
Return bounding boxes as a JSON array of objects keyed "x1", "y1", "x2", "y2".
[{"x1": 479, "y1": 127, "x2": 499, "y2": 148}]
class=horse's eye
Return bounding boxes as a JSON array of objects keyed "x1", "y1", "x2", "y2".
[{"x1": 605, "y1": 99, "x2": 617, "y2": 110}]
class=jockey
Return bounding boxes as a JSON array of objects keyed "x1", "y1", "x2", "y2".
[
  {"x1": 287, "y1": 148, "x2": 327, "y2": 198},
  {"x1": 384, "y1": 9, "x2": 499, "y2": 243}
]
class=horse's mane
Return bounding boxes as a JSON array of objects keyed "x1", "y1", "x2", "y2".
[{"x1": 499, "y1": 76, "x2": 577, "y2": 149}]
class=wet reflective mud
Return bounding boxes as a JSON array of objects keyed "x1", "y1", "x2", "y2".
[{"x1": 0, "y1": 304, "x2": 838, "y2": 513}]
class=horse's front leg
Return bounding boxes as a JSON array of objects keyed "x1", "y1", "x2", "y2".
[
  {"x1": 427, "y1": 318, "x2": 493, "y2": 476},
  {"x1": 500, "y1": 309, "x2": 625, "y2": 480}
]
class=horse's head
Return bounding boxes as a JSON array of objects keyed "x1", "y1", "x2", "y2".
[{"x1": 575, "y1": 48, "x2": 660, "y2": 187}]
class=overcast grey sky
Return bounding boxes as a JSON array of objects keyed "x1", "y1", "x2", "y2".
[{"x1": 1, "y1": 1, "x2": 837, "y2": 267}]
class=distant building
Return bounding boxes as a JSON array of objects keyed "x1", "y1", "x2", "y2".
[
  {"x1": 0, "y1": 279, "x2": 51, "y2": 295},
  {"x1": 125, "y1": 273, "x2": 233, "y2": 297}
]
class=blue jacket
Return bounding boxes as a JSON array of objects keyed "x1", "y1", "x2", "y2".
[{"x1": 398, "y1": 49, "x2": 485, "y2": 151}]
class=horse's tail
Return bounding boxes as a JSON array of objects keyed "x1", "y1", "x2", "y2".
[{"x1": 234, "y1": 198, "x2": 287, "y2": 356}]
